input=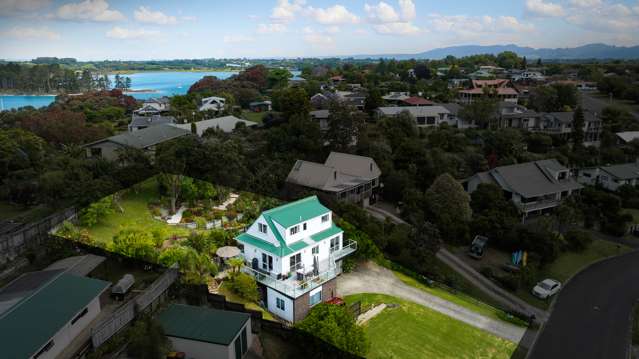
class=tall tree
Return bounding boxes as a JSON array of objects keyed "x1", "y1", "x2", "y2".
[
  {"x1": 572, "y1": 106, "x2": 585, "y2": 146},
  {"x1": 325, "y1": 101, "x2": 365, "y2": 152},
  {"x1": 425, "y1": 173, "x2": 472, "y2": 243}
]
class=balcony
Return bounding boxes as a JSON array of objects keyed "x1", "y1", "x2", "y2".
[
  {"x1": 330, "y1": 239, "x2": 357, "y2": 261},
  {"x1": 241, "y1": 264, "x2": 337, "y2": 298},
  {"x1": 516, "y1": 198, "x2": 561, "y2": 213}
]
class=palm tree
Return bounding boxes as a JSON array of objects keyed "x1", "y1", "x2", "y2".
[{"x1": 180, "y1": 249, "x2": 218, "y2": 285}]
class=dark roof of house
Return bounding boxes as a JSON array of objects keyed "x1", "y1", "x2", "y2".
[
  {"x1": 474, "y1": 159, "x2": 583, "y2": 198},
  {"x1": 438, "y1": 103, "x2": 461, "y2": 115},
  {"x1": 324, "y1": 152, "x2": 381, "y2": 180},
  {"x1": 129, "y1": 115, "x2": 176, "y2": 129},
  {"x1": 600, "y1": 163, "x2": 639, "y2": 180},
  {"x1": 0, "y1": 272, "x2": 110, "y2": 359},
  {"x1": 86, "y1": 124, "x2": 191, "y2": 149},
  {"x1": 158, "y1": 304, "x2": 249, "y2": 346}
]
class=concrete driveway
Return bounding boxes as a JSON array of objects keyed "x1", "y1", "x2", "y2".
[{"x1": 337, "y1": 261, "x2": 527, "y2": 344}]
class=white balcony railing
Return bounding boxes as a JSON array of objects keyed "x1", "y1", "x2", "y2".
[
  {"x1": 330, "y1": 239, "x2": 358, "y2": 261},
  {"x1": 241, "y1": 264, "x2": 337, "y2": 298}
]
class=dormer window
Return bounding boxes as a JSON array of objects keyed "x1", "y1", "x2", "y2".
[
  {"x1": 303, "y1": 223, "x2": 307, "y2": 231},
  {"x1": 258, "y1": 223, "x2": 268, "y2": 234},
  {"x1": 290, "y1": 226, "x2": 299, "y2": 235},
  {"x1": 321, "y1": 214, "x2": 329, "y2": 223}
]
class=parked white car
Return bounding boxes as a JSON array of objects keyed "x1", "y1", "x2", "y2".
[{"x1": 532, "y1": 279, "x2": 562, "y2": 299}]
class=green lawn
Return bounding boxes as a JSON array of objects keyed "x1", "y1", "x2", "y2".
[
  {"x1": 517, "y1": 239, "x2": 632, "y2": 308},
  {"x1": 393, "y1": 270, "x2": 528, "y2": 326},
  {"x1": 218, "y1": 282, "x2": 276, "y2": 321},
  {"x1": 84, "y1": 178, "x2": 191, "y2": 244},
  {"x1": 345, "y1": 293, "x2": 517, "y2": 359},
  {"x1": 241, "y1": 110, "x2": 267, "y2": 124}
]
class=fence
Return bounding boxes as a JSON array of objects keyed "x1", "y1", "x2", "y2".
[
  {"x1": 0, "y1": 207, "x2": 77, "y2": 263},
  {"x1": 91, "y1": 264, "x2": 179, "y2": 348}
]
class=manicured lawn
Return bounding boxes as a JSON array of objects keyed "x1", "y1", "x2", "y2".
[
  {"x1": 241, "y1": 110, "x2": 267, "y2": 124},
  {"x1": 217, "y1": 282, "x2": 276, "y2": 321},
  {"x1": 345, "y1": 293, "x2": 517, "y2": 359},
  {"x1": 84, "y1": 178, "x2": 191, "y2": 244},
  {"x1": 393, "y1": 270, "x2": 528, "y2": 327}
]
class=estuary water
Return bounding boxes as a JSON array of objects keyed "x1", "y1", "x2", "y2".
[{"x1": 1, "y1": 69, "x2": 300, "y2": 110}]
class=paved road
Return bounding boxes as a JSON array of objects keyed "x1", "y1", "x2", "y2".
[
  {"x1": 337, "y1": 261, "x2": 527, "y2": 343},
  {"x1": 528, "y1": 250, "x2": 639, "y2": 359},
  {"x1": 581, "y1": 92, "x2": 639, "y2": 119}
]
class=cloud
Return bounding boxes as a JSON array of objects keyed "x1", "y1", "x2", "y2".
[
  {"x1": 569, "y1": 0, "x2": 602, "y2": 7},
  {"x1": 302, "y1": 27, "x2": 336, "y2": 46},
  {"x1": 106, "y1": 26, "x2": 159, "y2": 39},
  {"x1": 365, "y1": 0, "x2": 419, "y2": 35},
  {"x1": 306, "y1": 5, "x2": 358, "y2": 25},
  {"x1": 270, "y1": 0, "x2": 305, "y2": 23},
  {"x1": 565, "y1": 2, "x2": 639, "y2": 32},
  {"x1": 373, "y1": 22, "x2": 420, "y2": 35},
  {"x1": 257, "y1": 23, "x2": 287, "y2": 34},
  {"x1": 223, "y1": 34, "x2": 255, "y2": 44},
  {"x1": 525, "y1": 0, "x2": 564, "y2": 17},
  {"x1": 0, "y1": 26, "x2": 60, "y2": 40},
  {"x1": 134, "y1": 6, "x2": 177, "y2": 25},
  {"x1": 429, "y1": 14, "x2": 534, "y2": 37},
  {"x1": 0, "y1": 0, "x2": 51, "y2": 16},
  {"x1": 53, "y1": 0, "x2": 124, "y2": 22}
]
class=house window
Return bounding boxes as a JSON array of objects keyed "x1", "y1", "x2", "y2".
[
  {"x1": 290, "y1": 253, "x2": 302, "y2": 271},
  {"x1": 312, "y1": 246, "x2": 319, "y2": 255},
  {"x1": 330, "y1": 237, "x2": 341, "y2": 252},
  {"x1": 262, "y1": 253, "x2": 273, "y2": 271},
  {"x1": 290, "y1": 226, "x2": 299, "y2": 235},
  {"x1": 34, "y1": 341, "x2": 54, "y2": 359},
  {"x1": 303, "y1": 222, "x2": 307, "y2": 231},
  {"x1": 258, "y1": 223, "x2": 268, "y2": 234},
  {"x1": 71, "y1": 307, "x2": 89, "y2": 325},
  {"x1": 310, "y1": 290, "x2": 322, "y2": 306},
  {"x1": 276, "y1": 297, "x2": 285, "y2": 310}
]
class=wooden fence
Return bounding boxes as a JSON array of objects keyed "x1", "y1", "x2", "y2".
[
  {"x1": 0, "y1": 207, "x2": 77, "y2": 263},
  {"x1": 91, "y1": 264, "x2": 179, "y2": 348}
]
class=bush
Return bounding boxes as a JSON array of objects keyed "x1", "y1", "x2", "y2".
[
  {"x1": 194, "y1": 216, "x2": 207, "y2": 229},
  {"x1": 496, "y1": 274, "x2": 520, "y2": 291},
  {"x1": 564, "y1": 230, "x2": 593, "y2": 252},
  {"x1": 227, "y1": 273, "x2": 259, "y2": 302},
  {"x1": 341, "y1": 257, "x2": 356, "y2": 273}
]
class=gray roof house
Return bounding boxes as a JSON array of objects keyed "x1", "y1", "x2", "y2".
[
  {"x1": 133, "y1": 97, "x2": 171, "y2": 115},
  {"x1": 171, "y1": 116, "x2": 257, "y2": 136},
  {"x1": 286, "y1": 152, "x2": 381, "y2": 206},
  {"x1": 128, "y1": 114, "x2": 177, "y2": 132},
  {"x1": 465, "y1": 159, "x2": 583, "y2": 218},
  {"x1": 84, "y1": 124, "x2": 191, "y2": 161},
  {"x1": 616, "y1": 131, "x2": 639, "y2": 144},
  {"x1": 375, "y1": 106, "x2": 455, "y2": 127},
  {"x1": 578, "y1": 162, "x2": 639, "y2": 191}
]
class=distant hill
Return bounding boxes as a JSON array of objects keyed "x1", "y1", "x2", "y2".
[{"x1": 348, "y1": 43, "x2": 639, "y2": 60}]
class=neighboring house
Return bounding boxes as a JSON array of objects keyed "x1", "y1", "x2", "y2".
[
  {"x1": 382, "y1": 92, "x2": 410, "y2": 105},
  {"x1": 401, "y1": 96, "x2": 434, "y2": 107},
  {"x1": 235, "y1": 196, "x2": 357, "y2": 322},
  {"x1": 84, "y1": 124, "x2": 191, "y2": 161},
  {"x1": 458, "y1": 79, "x2": 519, "y2": 104},
  {"x1": 310, "y1": 109, "x2": 330, "y2": 131},
  {"x1": 578, "y1": 162, "x2": 639, "y2": 191},
  {"x1": 133, "y1": 97, "x2": 171, "y2": 115},
  {"x1": 285, "y1": 152, "x2": 381, "y2": 206},
  {"x1": 616, "y1": 131, "x2": 639, "y2": 144},
  {"x1": 310, "y1": 93, "x2": 334, "y2": 109},
  {"x1": 335, "y1": 91, "x2": 366, "y2": 110},
  {"x1": 199, "y1": 96, "x2": 226, "y2": 112},
  {"x1": 158, "y1": 304, "x2": 253, "y2": 359},
  {"x1": 535, "y1": 111, "x2": 602, "y2": 146},
  {"x1": 375, "y1": 106, "x2": 454, "y2": 127},
  {"x1": 330, "y1": 75, "x2": 344, "y2": 85},
  {"x1": 465, "y1": 159, "x2": 583, "y2": 218},
  {"x1": 249, "y1": 100, "x2": 272, "y2": 112},
  {"x1": 493, "y1": 102, "x2": 542, "y2": 130},
  {"x1": 511, "y1": 71, "x2": 546, "y2": 82},
  {"x1": 171, "y1": 115, "x2": 257, "y2": 136},
  {"x1": 438, "y1": 103, "x2": 469, "y2": 128},
  {"x1": 128, "y1": 114, "x2": 177, "y2": 132},
  {"x1": 0, "y1": 270, "x2": 110, "y2": 359}
]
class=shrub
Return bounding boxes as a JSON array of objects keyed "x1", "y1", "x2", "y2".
[
  {"x1": 496, "y1": 274, "x2": 520, "y2": 291},
  {"x1": 194, "y1": 216, "x2": 207, "y2": 229},
  {"x1": 341, "y1": 257, "x2": 356, "y2": 273},
  {"x1": 564, "y1": 230, "x2": 593, "y2": 252},
  {"x1": 227, "y1": 273, "x2": 259, "y2": 302}
]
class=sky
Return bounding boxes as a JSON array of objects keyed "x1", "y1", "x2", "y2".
[{"x1": 0, "y1": 0, "x2": 638, "y2": 60}]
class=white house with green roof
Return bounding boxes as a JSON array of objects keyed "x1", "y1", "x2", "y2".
[{"x1": 235, "y1": 196, "x2": 356, "y2": 322}]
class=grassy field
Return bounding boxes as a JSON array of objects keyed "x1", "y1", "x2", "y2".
[
  {"x1": 84, "y1": 178, "x2": 191, "y2": 244},
  {"x1": 217, "y1": 282, "x2": 276, "y2": 321},
  {"x1": 345, "y1": 293, "x2": 518, "y2": 359},
  {"x1": 241, "y1": 110, "x2": 267, "y2": 124},
  {"x1": 393, "y1": 270, "x2": 528, "y2": 326},
  {"x1": 517, "y1": 239, "x2": 632, "y2": 308}
]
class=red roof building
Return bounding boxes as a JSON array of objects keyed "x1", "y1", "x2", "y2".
[
  {"x1": 459, "y1": 79, "x2": 519, "y2": 104},
  {"x1": 402, "y1": 96, "x2": 434, "y2": 106}
]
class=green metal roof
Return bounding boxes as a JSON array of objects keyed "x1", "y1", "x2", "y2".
[
  {"x1": 158, "y1": 304, "x2": 249, "y2": 346},
  {"x1": 236, "y1": 232, "x2": 311, "y2": 256},
  {"x1": 0, "y1": 273, "x2": 110, "y2": 359},
  {"x1": 263, "y1": 196, "x2": 330, "y2": 228},
  {"x1": 311, "y1": 223, "x2": 343, "y2": 242}
]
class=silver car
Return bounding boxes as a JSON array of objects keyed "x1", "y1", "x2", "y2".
[{"x1": 532, "y1": 279, "x2": 562, "y2": 299}]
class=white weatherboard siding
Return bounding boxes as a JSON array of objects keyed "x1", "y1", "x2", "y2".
[
  {"x1": 282, "y1": 213, "x2": 332, "y2": 244},
  {"x1": 245, "y1": 215, "x2": 280, "y2": 247},
  {"x1": 242, "y1": 243, "x2": 283, "y2": 276},
  {"x1": 166, "y1": 321, "x2": 253, "y2": 359},
  {"x1": 31, "y1": 297, "x2": 101, "y2": 359},
  {"x1": 267, "y1": 287, "x2": 294, "y2": 322}
]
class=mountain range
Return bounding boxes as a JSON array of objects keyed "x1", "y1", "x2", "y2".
[{"x1": 347, "y1": 43, "x2": 639, "y2": 60}]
